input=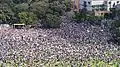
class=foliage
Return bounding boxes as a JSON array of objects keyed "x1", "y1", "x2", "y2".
[
  {"x1": 73, "y1": 10, "x2": 103, "y2": 23},
  {"x1": 0, "y1": 0, "x2": 69, "y2": 28},
  {"x1": 110, "y1": 9, "x2": 120, "y2": 45},
  {"x1": 65, "y1": 0, "x2": 72, "y2": 11},
  {"x1": 112, "y1": 20, "x2": 120, "y2": 44},
  {"x1": 18, "y1": 12, "x2": 37, "y2": 25},
  {"x1": 15, "y1": 3, "x2": 29, "y2": 13},
  {"x1": 105, "y1": 8, "x2": 120, "y2": 19},
  {"x1": 42, "y1": 14, "x2": 61, "y2": 28},
  {"x1": 104, "y1": 8, "x2": 117, "y2": 19},
  {"x1": 12, "y1": 0, "x2": 28, "y2": 4},
  {"x1": 30, "y1": 1, "x2": 49, "y2": 19},
  {"x1": 104, "y1": 13, "x2": 111, "y2": 19},
  {"x1": 116, "y1": 10, "x2": 120, "y2": 19},
  {"x1": 49, "y1": 1, "x2": 66, "y2": 16},
  {"x1": 0, "y1": 4, "x2": 16, "y2": 24},
  {"x1": 73, "y1": 11, "x2": 87, "y2": 22},
  {"x1": 30, "y1": 0, "x2": 66, "y2": 28}
]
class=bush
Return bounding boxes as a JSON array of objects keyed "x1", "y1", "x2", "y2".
[
  {"x1": 112, "y1": 20, "x2": 120, "y2": 44},
  {"x1": 73, "y1": 11, "x2": 87, "y2": 22},
  {"x1": 0, "y1": 0, "x2": 69, "y2": 28},
  {"x1": 15, "y1": 3, "x2": 29, "y2": 13},
  {"x1": 65, "y1": 0, "x2": 72, "y2": 11},
  {"x1": 18, "y1": 12, "x2": 37, "y2": 25},
  {"x1": 73, "y1": 11, "x2": 103, "y2": 23},
  {"x1": 30, "y1": 0, "x2": 66, "y2": 28},
  {"x1": 41, "y1": 14, "x2": 61, "y2": 28},
  {"x1": 114, "y1": 20, "x2": 120, "y2": 27},
  {"x1": 0, "y1": 5, "x2": 16, "y2": 24}
]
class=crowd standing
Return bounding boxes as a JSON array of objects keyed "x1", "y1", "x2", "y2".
[{"x1": 0, "y1": 17, "x2": 120, "y2": 62}]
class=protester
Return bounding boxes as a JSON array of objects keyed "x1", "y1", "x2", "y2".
[{"x1": 0, "y1": 19, "x2": 119, "y2": 62}]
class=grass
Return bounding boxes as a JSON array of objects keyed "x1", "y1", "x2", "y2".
[{"x1": 0, "y1": 58, "x2": 120, "y2": 67}]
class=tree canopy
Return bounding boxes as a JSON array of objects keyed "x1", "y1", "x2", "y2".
[{"x1": 0, "y1": 0, "x2": 71, "y2": 27}]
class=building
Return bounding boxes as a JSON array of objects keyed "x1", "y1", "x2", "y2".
[
  {"x1": 115, "y1": 4, "x2": 120, "y2": 10},
  {"x1": 72, "y1": 0, "x2": 120, "y2": 16}
]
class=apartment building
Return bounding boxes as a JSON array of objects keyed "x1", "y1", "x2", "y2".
[{"x1": 72, "y1": 0, "x2": 120, "y2": 16}]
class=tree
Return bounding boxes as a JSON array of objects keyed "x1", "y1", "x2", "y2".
[
  {"x1": 65, "y1": 0, "x2": 72, "y2": 11},
  {"x1": 30, "y1": 0, "x2": 66, "y2": 28},
  {"x1": 0, "y1": 3, "x2": 16, "y2": 24},
  {"x1": 15, "y1": 3, "x2": 29, "y2": 13},
  {"x1": 111, "y1": 20, "x2": 120, "y2": 45},
  {"x1": 42, "y1": 14, "x2": 61, "y2": 28},
  {"x1": 12, "y1": 0, "x2": 28, "y2": 4},
  {"x1": 18, "y1": 11, "x2": 37, "y2": 25},
  {"x1": 0, "y1": 0, "x2": 69, "y2": 28},
  {"x1": 30, "y1": 1, "x2": 49, "y2": 18},
  {"x1": 111, "y1": 9, "x2": 120, "y2": 45}
]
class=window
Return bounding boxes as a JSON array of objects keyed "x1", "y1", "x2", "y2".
[
  {"x1": 101, "y1": 13, "x2": 103, "y2": 15},
  {"x1": 84, "y1": 1, "x2": 87, "y2": 4},
  {"x1": 88, "y1": 2, "x2": 91, "y2": 4},
  {"x1": 83, "y1": 1, "x2": 87, "y2": 7},
  {"x1": 117, "y1": 1, "x2": 119, "y2": 3},
  {"x1": 109, "y1": 2, "x2": 111, "y2": 4},
  {"x1": 113, "y1": 3, "x2": 115, "y2": 7},
  {"x1": 104, "y1": 1, "x2": 107, "y2": 4}
]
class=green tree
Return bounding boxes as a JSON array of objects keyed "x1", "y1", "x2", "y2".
[
  {"x1": 42, "y1": 14, "x2": 61, "y2": 28},
  {"x1": 0, "y1": 3, "x2": 16, "y2": 24},
  {"x1": 15, "y1": 3, "x2": 29, "y2": 13},
  {"x1": 0, "y1": 0, "x2": 70, "y2": 28},
  {"x1": 18, "y1": 11, "x2": 37, "y2": 25},
  {"x1": 112, "y1": 20, "x2": 120, "y2": 45},
  {"x1": 30, "y1": 1, "x2": 49, "y2": 18},
  {"x1": 30, "y1": 0, "x2": 66, "y2": 28},
  {"x1": 65, "y1": 0, "x2": 72, "y2": 11}
]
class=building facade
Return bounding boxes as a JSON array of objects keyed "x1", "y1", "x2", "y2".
[{"x1": 72, "y1": 0, "x2": 120, "y2": 16}]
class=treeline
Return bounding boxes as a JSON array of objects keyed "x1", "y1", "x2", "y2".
[{"x1": 0, "y1": 0, "x2": 71, "y2": 28}]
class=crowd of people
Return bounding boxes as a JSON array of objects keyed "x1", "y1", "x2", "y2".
[{"x1": 0, "y1": 17, "x2": 120, "y2": 62}]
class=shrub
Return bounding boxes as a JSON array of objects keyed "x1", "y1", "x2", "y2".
[
  {"x1": 30, "y1": 0, "x2": 66, "y2": 28},
  {"x1": 112, "y1": 20, "x2": 120, "y2": 44},
  {"x1": 18, "y1": 12, "x2": 37, "y2": 25},
  {"x1": 0, "y1": 0, "x2": 69, "y2": 28},
  {"x1": 0, "y1": 5, "x2": 16, "y2": 24},
  {"x1": 41, "y1": 14, "x2": 61, "y2": 28},
  {"x1": 15, "y1": 3, "x2": 29, "y2": 13},
  {"x1": 73, "y1": 11, "x2": 87, "y2": 22},
  {"x1": 65, "y1": 0, "x2": 72, "y2": 11},
  {"x1": 73, "y1": 11, "x2": 103, "y2": 23}
]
